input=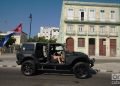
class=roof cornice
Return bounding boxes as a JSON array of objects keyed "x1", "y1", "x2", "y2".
[{"x1": 64, "y1": 1, "x2": 120, "y2": 8}]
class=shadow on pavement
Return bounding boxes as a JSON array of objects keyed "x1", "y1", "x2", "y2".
[
  {"x1": 34, "y1": 68, "x2": 98, "y2": 79},
  {"x1": 90, "y1": 68, "x2": 98, "y2": 74},
  {"x1": 0, "y1": 60, "x2": 3, "y2": 62}
]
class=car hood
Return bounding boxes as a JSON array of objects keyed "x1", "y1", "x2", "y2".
[{"x1": 66, "y1": 51, "x2": 88, "y2": 57}]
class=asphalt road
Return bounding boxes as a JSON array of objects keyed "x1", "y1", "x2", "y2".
[{"x1": 0, "y1": 67, "x2": 112, "y2": 86}]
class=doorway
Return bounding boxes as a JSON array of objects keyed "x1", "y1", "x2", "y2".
[
  {"x1": 89, "y1": 38, "x2": 95, "y2": 55},
  {"x1": 110, "y1": 39, "x2": 116, "y2": 56},
  {"x1": 99, "y1": 39, "x2": 106, "y2": 56},
  {"x1": 66, "y1": 37, "x2": 74, "y2": 52}
]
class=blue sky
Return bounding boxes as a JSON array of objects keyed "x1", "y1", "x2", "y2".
[{"x1": 0, "y1": 0, "x2": 119, "y2": 37}]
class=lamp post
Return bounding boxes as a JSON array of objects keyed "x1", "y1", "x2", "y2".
[{"x1": 29, "y1": 13, "x2": 32, "y2": 39}]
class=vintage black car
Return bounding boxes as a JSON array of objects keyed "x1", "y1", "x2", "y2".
[{"x1": 16, "y1": 42, "x2": 95, "y2": 79}]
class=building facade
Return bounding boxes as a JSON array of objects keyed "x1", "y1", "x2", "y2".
[
  {"x1": 57, "y1": 0, "x2": 120, "y2": 57},
  {"x1": 38, "y1": 27, "x2": 59, "y2": 40},
  {"x1": 13, "y1": 32, "x2": 27, "y2": 45}
]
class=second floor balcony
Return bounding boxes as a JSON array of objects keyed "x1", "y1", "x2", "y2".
[
  {"x1": 66, "y1": 30, "x2": 76, "y2": 35},
  {"x1": 64, "y1": 17, "x2": 120, "y2": 25},
  {"x1": 77, "y1": 31, "x2": 87, "y2": 36},
  {"x1": 65, "y1": 29, "x2": 119, "y2": 37},
  {"x1": 88, "y1": 31, "x2": 97, "y2": 36},
  {"x1": 98, "y1": 32, "x2": 108, "y2": 37},
  {"x1": 109, "y1": 32, "x2": 118, "y2": 37}
]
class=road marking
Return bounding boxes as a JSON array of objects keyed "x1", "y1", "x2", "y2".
[{"x1": 0, "y1": 65, "x2": 21, "y2": 68}]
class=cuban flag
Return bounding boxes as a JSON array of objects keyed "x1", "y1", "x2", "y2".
[
  {"x1": 12, "y1": 23, "x2": 22, "y2": 33},
  {"x1": 0, "y1": 24, "x2": 22, "y2": 48}
]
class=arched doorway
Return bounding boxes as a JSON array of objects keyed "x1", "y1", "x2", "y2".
[{"x1": 66, "y1": 37, "x2": 74, "y2": 52}]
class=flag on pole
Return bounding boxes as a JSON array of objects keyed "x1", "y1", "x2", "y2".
[
  {"x1": 12, "y1": 23, "x2": 22, "y2": 33},
  {"x1": 0, "y1": 24, "x2": 22, "y2": 48}
]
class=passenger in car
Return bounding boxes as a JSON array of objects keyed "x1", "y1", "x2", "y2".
[{"x1": 52, "y1": 51, "x2": 64, "y2": 64}]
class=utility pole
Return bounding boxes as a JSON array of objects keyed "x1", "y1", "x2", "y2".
[{"x1": 29, "y1": 13, "x2": 32, "y2": 39}]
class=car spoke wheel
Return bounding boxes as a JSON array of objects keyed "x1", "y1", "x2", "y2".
[
  {"x1": 21, "y1": 60, "x2": 36, "y2": 76},
  {"x1": 73, "y1": 62, "x2": 90, "y2": 79}
]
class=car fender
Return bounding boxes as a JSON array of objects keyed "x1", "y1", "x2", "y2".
[
  {"x1": 21, "y1": 56, "x2": 38, "y2": 64},
  {"x1": 70, "y1": 57, "x2": 90, "y2": 67}
]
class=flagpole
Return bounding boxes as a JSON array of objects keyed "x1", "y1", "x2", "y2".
[{"x1": 29, "y1": 13, "x2": 32, "y2": 39}]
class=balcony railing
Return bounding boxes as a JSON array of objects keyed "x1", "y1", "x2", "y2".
[
  {"x1": 98, "y1": 32, "x2": 108, "y2": 36},
  {"x1": 65, "y1": 30, "x2": 119, "y2": 37},
  {"x1": 88, "y1": 32, "x2": 97, "y2": 36},
  {"x1": 66, "y1": 31, "x2": 76, "y2": 35},
  {"x1": 77, "y1": 31, "x2": 87, "y2": 36},
  {"x1": 64, "y1": 17, "x2": 120, "y2": 25},
  {"x1": 109, "y1": 32, "x2": 118, "y2": 37}
]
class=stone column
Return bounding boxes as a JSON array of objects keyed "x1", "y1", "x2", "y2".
[
  {"x1": 106, "y1": 38, "x2": 110, "y2": 56},
  {"x1": 96, "y1": 37, "x2": 99, "y2": 56},
  {"x1": 85, "y1": 37, "x2": 89, "y2": 55}
]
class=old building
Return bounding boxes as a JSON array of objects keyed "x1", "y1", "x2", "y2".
[
  {"x1": 57, "y1": 0, "x2": 120, "y2": 57},
  {"x1": 38, "y1": 27, "x2": 59, "y2": 40},
  {"x1": 13, "y1": 31, "x2": 27, "y2": 45}
]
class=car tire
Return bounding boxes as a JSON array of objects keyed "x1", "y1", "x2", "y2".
[
  {"x1": 21, "y1": 60, "x2": 36, "y2": 76},
  {"x1": 73, "y1": 62, "x2": 90, "y2": 79}
]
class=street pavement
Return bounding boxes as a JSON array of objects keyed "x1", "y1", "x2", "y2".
[
  {"x1": 0, "y1": 53, "x2": 120, "y2": 73},
  {"x1": 0, "y1": 54, "x2": 20, "y2": 68},
  {"x1": 0, "y1": 67, "x2": 111, "y2": 86}
]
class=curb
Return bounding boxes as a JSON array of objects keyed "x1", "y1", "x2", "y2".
[{"x1": 0, "y1": 65, "x2": 20, "y2": 68}]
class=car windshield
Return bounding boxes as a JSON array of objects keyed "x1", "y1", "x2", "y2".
[
  {"x1": 22, "y1": 44, "x2": 34, "y2": 51},
  {"x1": 55, "y1": 46, "x2": 63, "y2": 51}
]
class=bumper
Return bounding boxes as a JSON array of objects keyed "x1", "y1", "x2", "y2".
[{"x1": 90, "y1": 58, "x2": 95, "y2": 67}]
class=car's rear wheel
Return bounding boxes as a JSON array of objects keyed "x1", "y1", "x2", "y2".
[
  {"x1": 73, "y1": 62, "x2": 90, "y2": 79},
  {"x1": 21, "y1": 60, "x2": 36, "y2": 76}
]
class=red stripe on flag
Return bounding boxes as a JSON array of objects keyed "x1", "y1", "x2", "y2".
[{"x1": 13, "y1": 24, "x2": 22, "y2": 33}]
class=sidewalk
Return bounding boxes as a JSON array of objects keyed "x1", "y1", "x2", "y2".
[
  {"x1": 0, "y1": 53, "x2": 16, "y2": 58},
  {"x1": 91, "y1": 56, "x2": 120, "y2": 73},
  {"x1": 0, "y1": 54, "x2": 120, "y2": 73},
  {"x1": 90, "y1": 56, "x2": 120, "y2": 60},
  {"x1": 0, "y1": 53, "x2": 20, "y2": 68},
  {"x1": 93, "y1": 63, "x2": 120, "y2": 73}
]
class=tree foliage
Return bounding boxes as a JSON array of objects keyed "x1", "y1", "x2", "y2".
[
  {"x1": 49, "y1": 38, "x2": 57, "y2": 43},
  {"x1": 27, "y1": 36, "x2": 57, "y2": 43},
  {"x1": 6, "y1": 37, "x2": 16, "y2": 47},
  {"x1": 0, "y1": 35, "x2": 16, "y2": 47}
]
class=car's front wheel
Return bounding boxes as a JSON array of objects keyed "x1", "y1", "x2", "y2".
[
  {"x1": 21, "y1": 60, "x2": 36, "y2": 76},
  {"x1": 73, "y1": 62, "x2": 90, "y2": 79}
]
